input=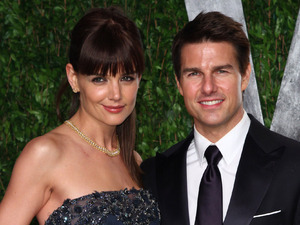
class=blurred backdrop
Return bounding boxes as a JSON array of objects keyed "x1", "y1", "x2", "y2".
[{"x1": 0, "y1": 1, "x2": 299, "y2": 223}]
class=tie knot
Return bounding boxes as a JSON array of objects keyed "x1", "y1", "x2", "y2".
[{"x1": 205, "y1": 145, "x2": 222, "y2": 165}]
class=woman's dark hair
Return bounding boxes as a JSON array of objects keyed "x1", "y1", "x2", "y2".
[
  {"x1": 172, "y1": 11, "x2": 250, "y2": 81},
  {"x1": 56, "y1": 6, "x2": 144, "y2": 186}
]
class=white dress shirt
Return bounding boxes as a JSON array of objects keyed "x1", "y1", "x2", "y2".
[{"x1": 187, "y1": 111, "x2": 251, "y2": 224}]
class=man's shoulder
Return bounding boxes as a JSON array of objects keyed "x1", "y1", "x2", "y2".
[
  {"x1": 163, "y1": 133, "x2": 194, "y2": 157},
  {"x1": 248, "y1": 114, "x2": 300, "y2": 155},
  {"x1": 141, "y1": 131, "x2": 194, "y2": 169}
]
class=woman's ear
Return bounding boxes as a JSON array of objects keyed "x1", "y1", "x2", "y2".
[
  {"x1": 66, "y1": 63, "x2": 80, "y2": 93},
  {"x1": 138, "y1": 75, "x2": 142, "y2": 88}
]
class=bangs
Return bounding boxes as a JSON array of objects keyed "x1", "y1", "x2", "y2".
[{"x1": 76, "y1": 22, "x2": 144, "y2": 77}]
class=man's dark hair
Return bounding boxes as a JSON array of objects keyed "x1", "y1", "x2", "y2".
[{"x1": 172, "y1": 11, "x2": 250, "y2": 80}]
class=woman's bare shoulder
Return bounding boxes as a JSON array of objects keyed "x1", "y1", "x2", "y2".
[
  {"x1": 3, "y1": 124, "x2": 72, "y2": 198},
  {"x1": 0, "y1": 125, "x2": 70, "y2": 224},
  {"x1": 14, "y1": 124, "x2": 76, "y2": 177},
  {"x1": 20, "y1": 125, "x2": 67, "y2": 163}
]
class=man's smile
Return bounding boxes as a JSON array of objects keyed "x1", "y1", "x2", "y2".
[{"x1": 200, "y1": 100, "x2": 223, "y2": 106}]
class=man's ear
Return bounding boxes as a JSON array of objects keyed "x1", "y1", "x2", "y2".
[
  {"x1": 175, "y1": 75, "x2": 183, "y2": 96},
  {"x1": 66, "y1": 63, "x2": 80, "y2": 93},
  {"x1": 241, "y1": 63, "x2": 251, "y2": 91}
]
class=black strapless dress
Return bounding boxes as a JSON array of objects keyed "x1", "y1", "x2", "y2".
[{"x1": 45, "y1": 188, "x2": 160, "y2": 225}]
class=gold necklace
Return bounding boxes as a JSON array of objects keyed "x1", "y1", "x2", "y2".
[{"x1": 64, "y1": 120, "x2": 120, "y2": 157}]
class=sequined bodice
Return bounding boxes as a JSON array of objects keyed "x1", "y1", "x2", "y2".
[{"x1": 45, "y1": 188, "x2": 160, "y2": 225}]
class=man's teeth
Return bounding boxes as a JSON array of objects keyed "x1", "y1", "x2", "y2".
[{"x1": 201, "y1": 100, "x2": 222, "y2": 105}]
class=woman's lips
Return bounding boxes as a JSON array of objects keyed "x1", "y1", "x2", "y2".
[{"x1": 103, "y1": 105, "x2": 125, "y2": 113}]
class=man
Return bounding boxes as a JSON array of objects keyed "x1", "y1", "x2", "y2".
[{"x1": 141, "y1": 11, "x2": 300, "y2": 225}]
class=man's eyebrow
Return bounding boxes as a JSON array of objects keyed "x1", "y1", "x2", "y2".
[
  {"x1": 181, "y1": 64, "x2": 234, "y2": 74},
  {"x1": 181, "y1": 67, "x2": 201, "y2": 74},
  {"x1": 213, "y1": 64, "x2": 234, "y2": 71}
]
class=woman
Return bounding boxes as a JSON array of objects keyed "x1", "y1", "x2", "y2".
[{"x1": 0, "y1": 7, "x2": 160, "y2": 225}]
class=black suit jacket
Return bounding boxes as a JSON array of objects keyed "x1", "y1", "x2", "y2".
[{"x1": 141, "y1": 114, "x2": 300, "y2": 225}]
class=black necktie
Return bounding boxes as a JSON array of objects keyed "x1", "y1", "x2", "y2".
[{"x1": 195, "y1": 145, "x2": 223, "y2": 225}]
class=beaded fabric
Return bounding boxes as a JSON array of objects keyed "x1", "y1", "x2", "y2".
[{"x1": 44, "y1": 188, "x2": 160, "y2": 225}]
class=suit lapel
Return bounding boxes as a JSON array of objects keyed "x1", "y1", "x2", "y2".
[
  {"x1": 156, "y1": 133, "x2": 193, "y2": 225},
  {"x1": 224, "y1": 115, "x2": 285, "y2": 225}
]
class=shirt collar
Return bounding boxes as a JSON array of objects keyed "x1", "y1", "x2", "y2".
[{"x1": 194, "y1": 111, "x2": 250, "y2": 165}]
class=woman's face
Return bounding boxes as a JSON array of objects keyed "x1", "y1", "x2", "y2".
[{"x1": 68, "y1": 64, "x2": 141, "y2": 127}]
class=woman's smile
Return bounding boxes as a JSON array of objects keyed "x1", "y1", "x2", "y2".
[{"x1": 102, "y1": 105, "x2": 125, "y2": 113}]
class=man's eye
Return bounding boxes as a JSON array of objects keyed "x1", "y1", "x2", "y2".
[
  {"x1": 218, "y1": 70, "x2": 227, "y2": 74},
  {"x1": 188, "y1": 72, "x2": 199, "y2": 76}
]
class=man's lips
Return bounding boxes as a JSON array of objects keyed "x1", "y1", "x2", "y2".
[
  {"x1": 103, "y1": 105, "x2": 125, "y2": 113},
  {"x1": 199, "y1": 99, "x2": 223, "y2": 106}
]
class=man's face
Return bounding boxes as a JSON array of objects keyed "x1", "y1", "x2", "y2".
[{"x1": 176, "y1": 42, "x2": 250, "y2": 142}]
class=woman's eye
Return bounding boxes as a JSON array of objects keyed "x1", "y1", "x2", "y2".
[
  {"x1": 121, "y1": 75, "x2": 136, "y2": 82},
  {"x1": 92, "y1": 77, "x2": 106, "y2": 83}
]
